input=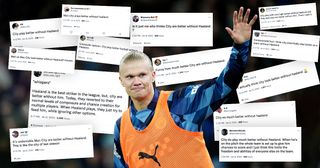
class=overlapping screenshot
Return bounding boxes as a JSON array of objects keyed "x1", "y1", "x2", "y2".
[
  {"x1": 152, "y1": 47, "x2": 230, "y2": 86},
  {"x1": 28, "y1": 70, "x2": 128, "y2": 134},
  {"x1": 10, "y1": 18, "x2": 78, "y2": 48},
  {"x1": 214, "y1": 101, "x2": 296, "y2": 141},
  {"x1": 236, "y1": 61, "x2": 319, "y2": 103},
  {"x1": 259, "y1": 3, "x2": 317, "y2": 30},
  {"x1": 10, "y1": 125, "x2": 93, "y2": 162},
  {"x1": 130, "y1": 13, "x2": 213, "y2": 46}
]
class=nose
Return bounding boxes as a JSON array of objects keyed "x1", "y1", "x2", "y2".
[{"x1": 132, "y1": 76, "x2": 142, "y2": 86}]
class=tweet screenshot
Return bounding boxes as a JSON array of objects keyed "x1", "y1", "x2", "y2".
[
  {"x1": 61, "y1": 4, "x2": 131, "y2": 37},
  {"x1": 152, "y1": 47, "x2": 230, "y2": 86},
  {"x1": 130, "y1": 13, "x2": 213, "y2": 46},
  {"x1": 259, "y1": 3, "x2": 317, "y2": 30},
  {"x1": 237, "y1": 61, "x2": 319, "y2": 103},
  {"x1": 10, "y1": 18, "x2": 78, "y2": 48},
  {"x1": 8, "y1": 47, "x2": 75, "y2": 73},
  {"x1": 214, "y1": 101, "x2": 296, "y2": 141},
  {"x1": 10, "y1": 125, "x2": 93, "y2": 162},
  {"x1": 28, "y1": 70, "x2": 128, "y2": 134},
  {"x1": 219, "y1": 127, "x2": 301, "y2": 162},
  {"x1": 77, "y1": 36, "x2": 143, "y2": 65},
  {"x1": 252, "y1": 30, "x2": 319, "y2": 62}
]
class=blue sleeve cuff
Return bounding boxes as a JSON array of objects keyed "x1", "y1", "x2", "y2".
[{"x1": 233, "y1": 40, "x2": 250, "y2": 51}]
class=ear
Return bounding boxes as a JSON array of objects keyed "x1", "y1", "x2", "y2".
[
  {"x1": 151, "y1": 71, "x2": 156, "y2": 82},
  {"x1": 119, "y1": 76, "x2": 124, "y2": 87}
]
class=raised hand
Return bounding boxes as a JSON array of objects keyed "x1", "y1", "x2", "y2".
[{"x1": 225, "y1": 7, "x2": 258, "y2": 44}]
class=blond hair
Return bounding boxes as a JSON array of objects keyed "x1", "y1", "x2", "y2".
[{"x1": 119, "y1": 51, "x2": 153, "y2": 73}]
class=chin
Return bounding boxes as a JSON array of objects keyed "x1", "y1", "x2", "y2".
[{"x1": 132, "y1": 93, "x2": 148, "y2": 100}]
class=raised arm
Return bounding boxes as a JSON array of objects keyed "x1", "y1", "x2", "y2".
[
  {"x1": 168, "y1": 7, "x2": 257, "y2": 131},
  {"x1": 225, "y1": 7, "x2": 258, "y2": 44}
]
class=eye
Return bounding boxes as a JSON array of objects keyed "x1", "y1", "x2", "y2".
[
  {"x1": 139, "y1": 73, "x2": 146, "y2": 78},
  {"x1": 126, "y1": 75, "x2": 133, "y2": 79}
]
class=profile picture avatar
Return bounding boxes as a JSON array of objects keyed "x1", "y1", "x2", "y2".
[
  {"x1": 11, "y1": 48, "x2": 17, "y2": 54},
  {"x1": 64, "y1": 6, "x2": 70, "y2": 12},
  {"x1": 154, "y1": 59, "x2": 161, "y2": 66},
  {"x1": 132, "y1": 15, "x2": 139, "y2": 22},
  {"x1": 12, "y1": 131, "x2": 19, "y2": 138},
  {"x1": 254, "y1": 32, "x2": 260, "y2": 37},
  {"x1": 34, "y1": 71, "x2": 42, "y2": 77},
  {"x1": 80, "y1": 35, "x2": 86, "y2": 41},
  {"x1": 12, "y1": 23, "x2": 19, "y2": 30},
  {"x1": 260, "y1": 8, "x2": 265, "y2": 13},
  {"x1": 221, "y1": 129, "x2": 228, "y2": 136}
]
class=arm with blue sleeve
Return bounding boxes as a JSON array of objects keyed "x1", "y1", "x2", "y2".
[
  {"x1": 167, "y1": 41, "x2": 250, "y2": 132},
  {"x1": 113, "y1": 119, "x2": 128, "y2": 168}
]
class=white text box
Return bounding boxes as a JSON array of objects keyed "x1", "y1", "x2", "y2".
[
  {"x1": 152, "y1": 47, "x2": 230, "y2": 86},
  {"x1": 252, "y1": 30, "x2": 319, "y2": 62},
  {"x1": 237, "y1": 61, "x2": 319, "y2": 103},
  {"x1": 214, "y1": 101, "x2": 296, "y2": 141},
  {"x1": 10, "y1": 125, "x2": 93, "y2": 162},
  {"x1": 28, "y1": 70, "x2": 128, "y2": 134},
  {"x1": 219, "y1": 127, "x2": 301, "y2": 162},
  {"x1": 77, "y1": 36, "x2": 143, "y2": 65},
  {"x1": 10, "y1": 18, "x2": 78, "y2": 48},
  {"x1": 130, "y1": 13, "x2": 213, "y2": 46},
  {"x1": 8, "y1": 47, "x2": 75, "y2": 73},
  {"x1": 259, "y1": 3, "x2": 317, "y2": 30},
  {"x1": 61, "y1": 4, "x2": 130, "y2": 37}
]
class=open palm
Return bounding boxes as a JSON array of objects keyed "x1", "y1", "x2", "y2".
[{"x1": 225, "y1": 7, "x2": 258, "y2": 44}]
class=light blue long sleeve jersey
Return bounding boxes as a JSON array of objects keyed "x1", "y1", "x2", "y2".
[{"x1": 114, "y1": 41, "x2": 250, "y2": 167}]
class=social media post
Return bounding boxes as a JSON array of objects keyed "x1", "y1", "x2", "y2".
[
  {"x1": 77, "y1": 36, "x2": 143, "y2": 65},
  {"x1": 219, "y1": 127, "x2": 301, "y2": 162},
  {"x1": 10, "y1": 18, "x2": 78, "y2": 48},
  {"x1": 252, "y1": 30, "x2": 319, "y2": 62},
  {"x1": 152, "y1": 47, "x2": 231, "y2": 86},
  {"x1": 214, "y1": 101, "x2": 296, "y2": 141},
  {"x1": 130, "y1": 13, "x2": 213, "y2": 46},
  {"x1": 259, "y1": 3, "x2": 317, "y2": 30},
  {"x1": 28, "y1": 70, "x2": 128, "y2": 134},
  {"x1": 10, "y1": 125, "x2": 93, "y2": 162},
  {"x1": 8, "y1": 47, "x2": 75, "y2": 73},
  {"x1": 61, "y1": 4, "x2": 130, "y2": 37},
  {"x1": 236, "y1": 61, "x2": 319, "y2": 103}
]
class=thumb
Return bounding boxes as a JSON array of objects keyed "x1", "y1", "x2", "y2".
[{"x1": 225, "y1": 27, "x2": 233, "y2": 38}]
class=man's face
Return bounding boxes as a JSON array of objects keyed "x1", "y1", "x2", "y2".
[{"x1": 119, "y1": 60, "x2": 155, "y2": 101}]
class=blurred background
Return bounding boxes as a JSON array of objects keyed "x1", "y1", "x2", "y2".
[{"x1": 0, "y1": 0, "x2": 319, "y2": 167}]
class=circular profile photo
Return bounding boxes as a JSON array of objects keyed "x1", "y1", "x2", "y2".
[
  {"x1": 11, "y1": 48, "x2": 17, "y2": 54},
  {"x1": 64, "y1": 6, "x2": 70, "y2": 12},
  {"x1": 254, "y1": 32, "x2": 260, "y2": 37},
  {"x1": 132, "y1": 15, "x2": 139, "y2": 22},
  {"x1": 34, "y1": 71, "x2": 42, "y2": 77},
  {"x1": 12, "y1": 23, "x2": 19, "y2": 30},
  {"x1": 260, "y1": 8, "x2": 265, "y2": 13},
  {"x1": 80, "y1": 35, "x2": 86, "y2": 41},
  {"x1": 12, "y1": 131, "x2": 19, "y2": 138},
  {"x1": 221, "y1": 129, "x2": 228, "y2": 136},
  {"x1": 154, "y1": 59, "x2": 161, "y2": 66}
]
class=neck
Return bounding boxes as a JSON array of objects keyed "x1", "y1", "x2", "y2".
[{"x1": 131, "y1": 89, "x2": 154, "y2": 111}]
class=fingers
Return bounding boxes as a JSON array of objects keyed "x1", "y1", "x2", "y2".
[
  {"x1": 225, "y1": 27, "x2": 233, "y2": 38},
  {"x1": 249, "y1": 14, "x2": 258, "y2": 26},
  {"x1": 233, "y1": 10, "x2": 238, "y2": 26},
  {"x1": 237, "y1": 7, "x2": 256, "y2": 24},
  {"x1": 243, "y1": 8, "x2": 250, "y2": 23},
  {"x1": 238, "y1": 6, "x2": 244, "y2": 22}
]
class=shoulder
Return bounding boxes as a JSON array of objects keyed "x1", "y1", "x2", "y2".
[{"x1": 114, "y1": 117, "x2": 122, "y2": 132}]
